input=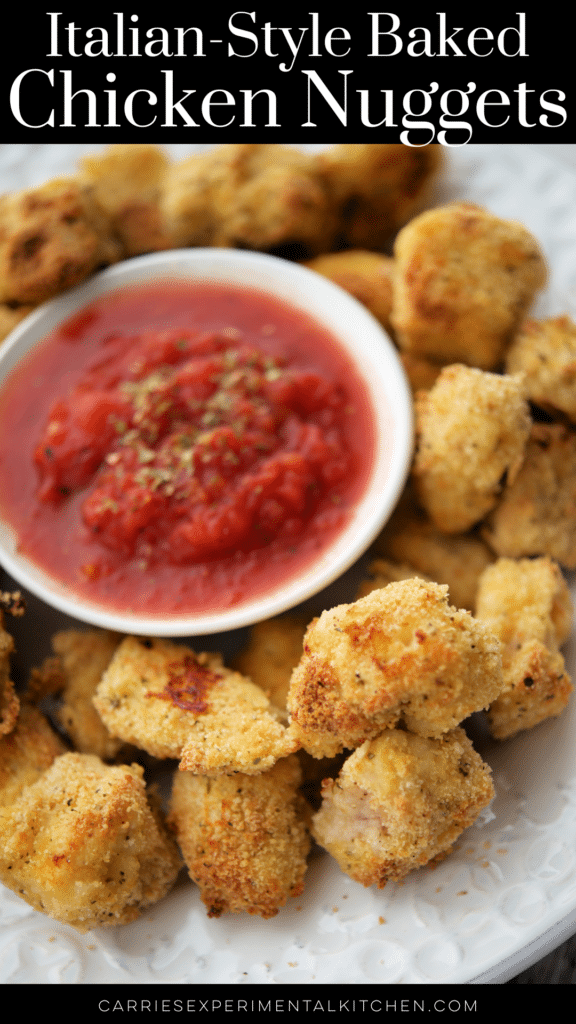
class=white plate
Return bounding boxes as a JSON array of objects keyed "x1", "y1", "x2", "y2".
[{"x1": 1, "y1": 143, "x2": 576, "y2": 986}]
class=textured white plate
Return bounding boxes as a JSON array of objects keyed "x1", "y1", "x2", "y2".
[{"x1": 1, "y1": 143, "x2": 576, "y2": 986}]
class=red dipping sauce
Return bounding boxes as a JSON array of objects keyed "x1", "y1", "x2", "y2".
[{"x1": 0, "y1": 281, "x2": 376, "y2": 616}]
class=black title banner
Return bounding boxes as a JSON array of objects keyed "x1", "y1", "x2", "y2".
[{"x1": 1, "y1": 5, "x2": 573, "y2": 143}]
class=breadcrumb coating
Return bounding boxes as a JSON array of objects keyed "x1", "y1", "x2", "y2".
[
  {"x1": 312, "y1": 727, "x2": 494, "y2": 888},
  {"x1": 79, "y1": 144, "x2": 172, "y2": 256},
  {"x1": 0, "y1": 752, "x2": 181, "y2": 931},
  {"x1": 168, "y1": 755, "x2": 310, "y2": 918},
  {"x1": 51, "y1": 629, "x2": 124, "y2": 760},
  {"x1": 476, "y1": 557, "x2": 573, "y2": 739},
  {"x1": 315, "y1": 144, "x2": 442, "y2": 249},
  {"x1": 0, "y1": 611, "x2": 18, "y2": 736},
  {"x1": 94, "y1": 636, "x2": 298, "y2": 774},
  {"x1": 482, "y1": 422, "x2": 576, "y2": 568},
  {"x1": 0, "y1": 703, "x2": 67, "y2": 806},
  {"x1": 287, "y1": 579, "x2": 502, "y2": 758},
  {"x1": 413, "y1": 365, "x2": 531, "y2": 533},
  {"x1": 392, "y1": 202, "x2": 547, "y2": 369},
  {"x1": 506, "y1": 315, "x2": 576, "y2": 422},
  {"x1": 0, "y1": 177, "x2": 122, "y2": 305},
  {"x1": 304, "y1": 250, "x2": 395, "y2": 335}
]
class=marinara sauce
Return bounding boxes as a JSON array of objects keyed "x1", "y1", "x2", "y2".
[{"x1": 0, "y1": 282, "x2": 376, "y2": 615}]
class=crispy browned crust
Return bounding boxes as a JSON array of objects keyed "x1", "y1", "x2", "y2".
[
  {"x1": 94, "y1": 636, "x2": 299, "y2": 774},
  {"x1": 287, "y1": 579, "x2": 502, "y2": 758},
  {"x1": 312, "y1": 728, "x2": 494, "y2": 888},
  {"x1": 413, "y1": 365, "x2": 531, "y2": 534},
  {"x1": 304, "y1": 250, "x2": 396, "y2": 335},
  {"x1": 392, "y1": 202, "x2": 547, "y2": 369},
  {"x1": 80, "y1": 144, "x2": 173, "y2": 256},
  {"x1": 476, "y1": 556, "x2": 573, "y2": 739},
  {"x1": 482, "y1": 422, "x2": 576, "y2": 568},
  {"x1": 168, "y1": 755, "x2": 310, "y2": 919},
  {"x1": 0, "y1": 177, "x2": 122, "y2": 305},
  {"x1": 0, "y1": 752, "x2": 181, "y2": 931},
  {"x1": 315, "y1": 144, "x2": 442, "y2": 248},
  {"x1": 506, "y1": 315, "x2": 576, "y2": 422},
  {"x1": 0, "y1": 702, "x2": 67, "y2": 806}
]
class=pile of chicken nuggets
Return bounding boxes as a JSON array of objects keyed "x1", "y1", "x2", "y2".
[{"x1": 1, "y1": 142, "x2": 576, "y2": 931}]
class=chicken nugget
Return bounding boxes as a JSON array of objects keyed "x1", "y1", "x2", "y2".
[
  {"x1": 303, "y1": 250, "x2": 395, "y2": 334},
  {"x1": 392, "y1": 203, "x2": 547, "y2": 369},
  {"x1": 482, "y1": 422, "x2": 576, "y2": 569},
  {"x1": 0, "y1": 752, "x2": 181, "y2": 930},
  {"x1": 315, "y1": 144, "x2": 442, "y2": 249},
  {"x1": 356, "y1": 558, "x2": 431, "y2": 599},
  {"x1": 0, "y1": 301, "x2": 34, "y2": 344},
  {"x1": 371, "y1": 493, "x2": 494, "y2": 611},
  {"x1": 169, "y1": 754, "x2": 310, "y2": 919},
  {"x1": 232, "y1": 612, "x2": 309, "y2": 715},
  {"x1": 476, "y1": 557, "x2": 573, "y2": 739},
  {"x1": 399, "y1": 351, "x2": 444, "y2": 393},
  {"x1": 0, "y1": 702, "x2": 67, "y2": 806},
  {"x1": 51, "y1": 629, "x2": 124, "y2": 760},
  {"x1": 413, "y1": 365, "x2": 531, "y2": 534},
  {"x1": 0, "y1": 177, "x2": 122, "y2": 305},
  {"x1": 506, "y1": 315, "x2": 576, "y2": 422},
  {"x1": 0, "y1": 610, "x2": 18, "y2": 736},
  {"x1": 312, "y1": 727, "x2": 494, "y2": 888},
  {"x1": 79, "y1": 144, "x2": 172, "y2": 256},
  {"x1": 94, "y1": 636, "x2": 298, "y2": 774},
  {"x1": 287, "y1": 579, "x2": 502, "y2": 759}
]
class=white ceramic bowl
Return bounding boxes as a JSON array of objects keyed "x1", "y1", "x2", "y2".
[{"x1": 0, "y1": 249, "x2": 413, "y2": 636}]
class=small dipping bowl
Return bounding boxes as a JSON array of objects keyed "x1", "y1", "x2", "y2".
[{"x1": 0, "y1": 249, "x2": 413, "y2": 636}]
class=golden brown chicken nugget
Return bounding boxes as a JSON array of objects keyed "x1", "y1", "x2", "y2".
[
  {"x1": 94, "y1": 636, "x2": 298, "y2": 774},
  {"x1": 413, "y1": 365, "x2": 531, "y2": 534},
  {"x1": 371, "y1": 495, "x2": 495, "y2": 611},
  {"x1": 169, "y1": 754, "x2": 310, "y2": 919},
  {"x1": 312, "y1": 727, "x2": 494, "y2": 888},
  {"x1": 232, "y1": 612, "x2": 309, "y2": 715},
  {"x1": 0, "y1": 610, "x2": 18, "y2": 736},
  {"x1": 356, "y1": 558, "x2": 430, "y2": 600},
  {"x1": 287, "y1": 579, "x2": 502, "y2": 759},
  {"x1": 0, "y1": 702, "x2": 67, "y2": 806},
  {"x1": 482, "y1": 422, "x2": 576, "y2": 569},
  {"x1": 51, "y1": 629, "x2": 124, "y2": 760},
  {"x1": 476, "y1": 557, "x2": 573, "y2": 739},
  {"x1": 304, "y1": 250, "x2": 395, "y2": 334},
  {"x1": 80, "y1": 144, "x2": 172, "y2": 256},
  {"x1": 0, "y1": 177, "x2": 122, "y2": 305},
  {"x1": 315, "y1": 144, "x2": 442, "y2": 249},
  {"x1": 506, "y1": 315, "x2": 576, "y2": 422},
  {"x1": 392, "y1": 203, "x2": 547, "y2": 369},
  {"x1": 399, "y1": 351, "x2": 445, "y2": 393},
  {"x1": 0, "y1": 752, "x2": 181, "y2": 930}
]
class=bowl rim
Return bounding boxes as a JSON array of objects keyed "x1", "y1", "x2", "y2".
[{"x1": 0, "y1": 248, "x2": 413, "y2": 636}]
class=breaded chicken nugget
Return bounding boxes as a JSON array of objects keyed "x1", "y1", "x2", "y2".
[
  {"x1": 162, "y1": 144, "x2": 336, "y2": 257},
  {"x1": 315, "y1": 144, "x2": 442, "y2": 249},
  {"x1": 506, "y1": 315, "x2": 576, "y2": 422},
  {"x1": 0, "y1": 177, "x2": 122, "y2": 305},
  {"x1": 287, "y1": 579, "x2": 502, "y2": 759},
  {"x1": 94, "y1": 636, "x2": 298, "y2": 774},
  {"x1": 0, "y1": 703, "x2": 67, "y2": 806},
  {"x1": 399, "y1": 351, "x2": 444, "y2": 393},
  {"x1": 371, "y1": 491, "x2": 494, "y2": 611},
  {"x1": 169, "y1": 754, "x2": 310, "y2": 919},
  {"x1": 304, "y1": 250, "x2": 395, "y2": 335},
  {"x1": 79, "y1": 144, "x2": 172, "y2": 256},
  {"x1": 482, "y1": 422, "x2": 576, "y2": 568},
  {"x1": 0, "y1": 752, "x2": 181, "y2": 930},
  {"x1": 312, "y1": 727, "x2": 494, "y2": 888},
  {"x1": 51, "y1": 629, "x2": 124, "y2": 760},
  {"x1": 392, "y1": 203, "x2": 547, "y2": 369},
  {"x1": 356, "y1": 558, "x2": 430, "y2": 599},
  {"x1": 413, "y1": 365, "x2": 531, "y2": 534},
  {"x1": 0, "y1": 610, "x2": 18, "y2": 736},
  {"x1": 232, "y1": 613, "x2": 309, "y2": 715},
  {"x1": 476, "y1": 557, "x2": 573, "y2": 739}
]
